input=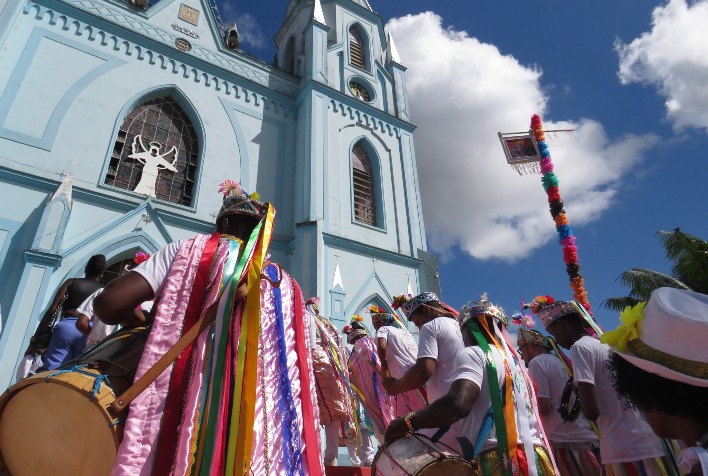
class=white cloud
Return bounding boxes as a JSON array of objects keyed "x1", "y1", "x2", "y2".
[
  {"x1": 386, "y1": 12, "x2": 657, "y2": 261},
  {"x1": 615, "y1": 0, "x2": 708, "y2": 132}
]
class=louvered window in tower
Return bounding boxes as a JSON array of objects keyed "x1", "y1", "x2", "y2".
[
  {"x1": 349, "y1": 26, "x2": 366, "y2": 70},
  {"x1": 352, "y1": 142, "x2": 377, "y2": 226},
  {"x1": 104, "y1": 97, "x2": 199, "y2": 206},
  {"x1": 285, "y1": 37, "x2": 296, "y2": 74}
]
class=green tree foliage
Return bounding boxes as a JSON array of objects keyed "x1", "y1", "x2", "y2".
[{"x1": 602, "y1": 228, "x2": 708, "y2": 312}]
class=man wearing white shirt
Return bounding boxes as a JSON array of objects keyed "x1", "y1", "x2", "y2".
[
  {"x1": 382, "y1": 292, "x2": 463, "y2": 449},
  {"x1": 541, "y1": 299, "x2": 674, "y2": 475},
  {"x1": 517, "y1": 328, "x2": 601, "y2": 475},
  {"x1": 385, "y1": 296, "x2": 556, "y2": 475},
  {"x1": 371, "y1": 306, "x2": 426, "y2": 417}
]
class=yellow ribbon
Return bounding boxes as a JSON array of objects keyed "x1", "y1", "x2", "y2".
[
  {"x1": 227, "y1": 204, "x2": 275, "y2": 476},
  {"x1": 601, "y1": 301, "x2": 646, "y2": 353}
]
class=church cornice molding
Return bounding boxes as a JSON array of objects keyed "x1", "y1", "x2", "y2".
[
  {"x1": 298, "y1": 80, "x2": 415, "y2": 137},
  {"x1": 27, "y1": 0, "x2": 298, "y2": 116},
  {"x1": 322, "y1": 232, "x2": 421, "y2": 268},
  {"x1": 0, "y1": 166, "x2": 214, "y2": 236}
]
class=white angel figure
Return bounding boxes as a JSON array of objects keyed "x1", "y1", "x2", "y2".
[{"x1": 128, "y1": 135, "x2": 178, "y2": 197}]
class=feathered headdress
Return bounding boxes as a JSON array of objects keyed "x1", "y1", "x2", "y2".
[
  {"x1": 391, "y1": 294, "x2": 412, "y2": 311},
  {"x1": 217, "y1": 179, "x2": 267, "y2": 220},
  {"x1": 343, "y1": 314, "x2": 369, "y2": 344}
]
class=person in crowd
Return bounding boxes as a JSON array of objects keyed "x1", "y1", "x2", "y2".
[
  {"x1": 603, "y1": 287, "x2": 708, "y2": 475},
  {"x1": 370, "y1": 304, "x2": 427, "y2": 417},
  {"x1": 27, "y1": 254, "x2": 106, "y2": 369},
  {"x1": 94, "y1": 181, "x2": 322, "y2": 476},
  {"x1": 382, "y1": 292, "x2": 463, "y2": 449},
  {"x1": 386, "y1": 295, "x2": 557, "y2": 475},
  {"x1": 344, "y1": 315, "x2": 395, "y2": 444},
  {"x1": 517, "y1": 328, "x2": 601, "y2": 475},
  {"x1": 540, "y1": 298, "x2": 675, "y2": 475},
  {"x1": 75, "y1": 252, "x2": 154, "y2": 350},
  {"x1": 306, "y1": 297, "x2": 367, "y2": 467},
  {"x1": 75, "y1": 288, "x2": 154, "y2": 350}
]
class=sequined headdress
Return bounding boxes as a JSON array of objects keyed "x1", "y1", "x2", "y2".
[
  {"x1": 517, "y1": 328, "x2": 551, "y2": 349},
  {"x1": 459, "y1": 294, "x2": 508, "y2": 327},
  {"x1": 217, "y1": 179, "x2": 268, "y2": 220},
  {"x1": 368, "y1": 304, "x2": 390, "y2": 323},
  {"x1": 532, "y1": 296, "x2": 578, "y2": 329},
  {"x1": 342, "y1": 314, "x2": 369, "y2": 344},
  {"x1": 305, "y1": 296, "x2": 320, "y2": 314},
  {"x1": 401, "y1": 292, "x2": 439, "y2": 318}
]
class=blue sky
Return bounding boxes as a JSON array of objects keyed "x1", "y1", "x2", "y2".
[{"x1": 218, "y1": 0, "x2": 708, "y2": 332}]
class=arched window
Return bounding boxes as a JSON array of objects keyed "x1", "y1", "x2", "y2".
[
  {"x1": 349, "y1": 26, "x2": 367, "y2": 70},
  {"x1": 352, "y1": 141, "x2": 377, "y2": 226},
  {"x1": 285, "y1": 36, "x2": 296, "y2": 74},
  {"x1": 104, "y1": 97, "x2": 198, "y2": 206}
]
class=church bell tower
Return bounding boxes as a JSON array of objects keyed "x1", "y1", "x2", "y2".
[{"x1": 275, "y1": 0, "x2": 438, "y2": 329}]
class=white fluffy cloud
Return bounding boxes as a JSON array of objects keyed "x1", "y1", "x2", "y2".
[
  {"x1": 387, "y1": 12, "x2": 657, "y2": 261},
  {"x1": 616, "y1": 0, "x2": 708, "y2": 132}
]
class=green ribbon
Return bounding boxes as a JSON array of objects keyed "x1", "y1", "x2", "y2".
[
  {"x1": 198, "y1": 224, "x2": 264, "y2": 475},
  {"x1": 466, "y1": 320, "x2": 513, "y2": 476}
]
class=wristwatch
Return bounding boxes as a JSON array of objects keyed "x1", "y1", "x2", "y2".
[{"x1": 404, "y1": 412, "x2": 416, "y2": 432}]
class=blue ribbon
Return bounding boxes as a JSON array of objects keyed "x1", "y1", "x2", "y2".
[{"x1": 266, "y1": 264, "x2": 303, "y2": 476}]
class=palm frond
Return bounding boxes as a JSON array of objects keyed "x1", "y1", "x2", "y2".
[
  {"x1": 601, "y1": 296, "x2": 642, "y2": 312},
  {"x1": 617, "y1": 268, "x2": 692, "y2": 299},
  {"x1": 657, "y1": 228, "x2": 708, "y2": 293}
]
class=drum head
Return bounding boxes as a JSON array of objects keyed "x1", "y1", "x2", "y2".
[{"x1": 0, "y1": 382, "x2": 116, "y2": 476}]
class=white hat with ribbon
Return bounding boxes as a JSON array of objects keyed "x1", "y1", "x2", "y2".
[{"x1": 602, "y1": 287, "x2": 708, "y2": 387}]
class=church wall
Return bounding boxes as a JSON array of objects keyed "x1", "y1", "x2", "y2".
[
  {"x1": 0, "y1": 181, "x2": 48, "y2": 326},
  {"x1": 0, "y1": 0, "x2": 299, "y2": 235},
  {"x1": 0, "y1": 0, "x2": 438, "y2": 383}
]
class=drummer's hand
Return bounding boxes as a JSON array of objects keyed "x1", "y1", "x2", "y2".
[
  {"x1": 383, "y1": 377, "x2": 398, "y2": 395},
  {"x1": 385, "y1": 417, "x2": 409, "y2": 442}
]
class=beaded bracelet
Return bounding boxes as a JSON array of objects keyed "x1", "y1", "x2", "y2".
[{"x1": 405, "y1": 412, "x2": 416, "y2": 432}]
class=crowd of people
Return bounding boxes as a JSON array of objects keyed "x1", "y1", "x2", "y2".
[{"x1": 9, "y1": 181, "x2": 708, "y2": 476}]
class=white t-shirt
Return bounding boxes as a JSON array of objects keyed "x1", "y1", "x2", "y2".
[
  {"x1": 376, "y1": 326, "x2": 417, "y2": 379},
  {"x1": 454, "y1": 346, "x2": 544, "y2": 454},
  {"x1": 77, "y1": 289, "x2": 116, "y2": 349},
  {"x1": 132, "y1": 240, "x2": 185, "y2": 295},
  {"x1": 527, "y1": 353, "x2": 598, "y2": 444},
  {"x1": 571, "y1": 336, "x2": 664, "y2": 464},
  {"x1": 416, "y1": 316, "x2": 464, "y2": 402},
  {"x1": 78, "y1": 290, "x2": 154, "y2": 349}
]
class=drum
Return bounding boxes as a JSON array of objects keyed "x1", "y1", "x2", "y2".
[
  {"x1": 373, "y1": 433, "x2": 479, "y2": 476},
  {"x1": 0, "y1": 326, "x2": 150, "y2": 476}
]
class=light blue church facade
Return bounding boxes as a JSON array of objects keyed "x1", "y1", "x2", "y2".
[{"x1": 0, "y1": 0, "x2": 439, "y2": 388}]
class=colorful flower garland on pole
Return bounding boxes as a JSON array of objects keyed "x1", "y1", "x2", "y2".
[{"x1": 530, "y1": 114, "x2": 592, "y2": 315}]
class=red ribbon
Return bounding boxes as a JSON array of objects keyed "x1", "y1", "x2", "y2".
[{"x1": 292, "y1": 280, "x2": 324, "y2": 475}]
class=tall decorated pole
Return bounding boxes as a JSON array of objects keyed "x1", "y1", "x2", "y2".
[{"x1": 529, "y1": 114, "x2": 592, "y2": 315}]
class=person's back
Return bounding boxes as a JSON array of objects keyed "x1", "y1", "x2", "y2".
[
  {"x1": 570, "y1": 335, "x2": 663, "y2": 464},
  {"x1": 528, "y1": 353, "x2": 597, "y2": 444},
  {"x1": 63, "y1": 278, "x2": 104, "y2": 310},
  {"x1": 378, "y1": 325, "x2": 417, "y2": 379},
  {"x1": 418, "y1": 315, "x2": 464, "y2": 401},
  {"x1": 39, "y1": 254, "x2": 106, "y2": 370}
]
